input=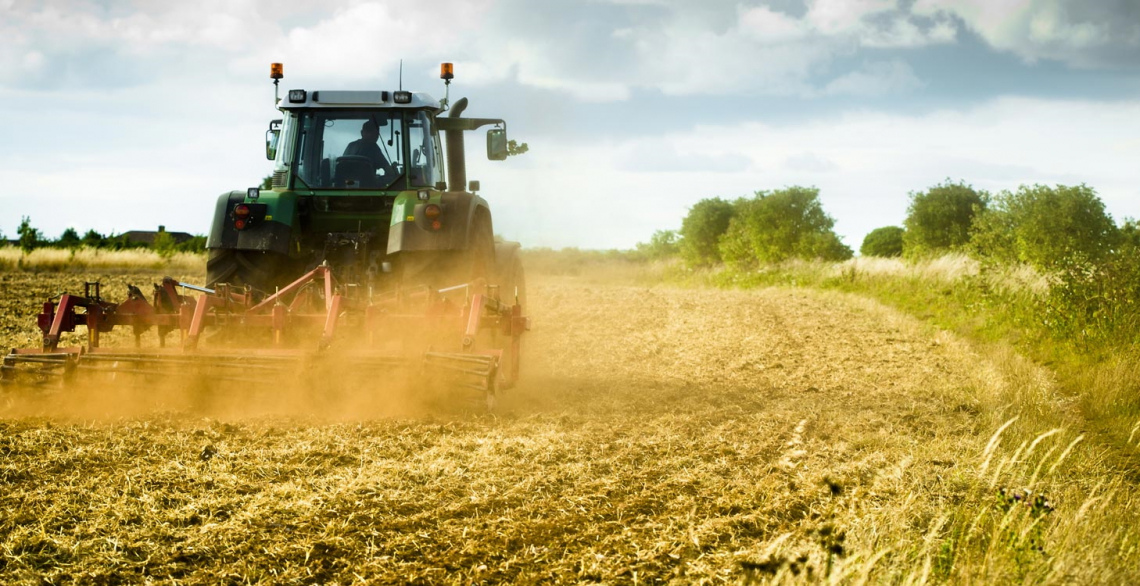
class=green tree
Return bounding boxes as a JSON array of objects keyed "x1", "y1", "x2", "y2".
[
  {"x1": 57, "y1": 227, "x2": 81, "y2": 249},
  {"x1": 81, "y1": 229, "x2": 106, "y2": 249},
  {"x1": 634, "y1": 229, "x2": 679, "y2": 261},
  {"x1": 176, "y1": 235, "x2": 208, "y2": 253},
  {"x1": 679, "y1": 197, "x2": 735, "y2": 267},
  {"x1": 261, "y1": 175, "x2": 273, "y2": 189},
  {"x1": 1119, "y1": 219, "x2": 1139, "y2": 249},
  {"x1": 903, "y1": 180, "x2": 987, "y2": 258},
  {"x1": 718, "y1": 187, "x2": 852, "y2": 267},
  {"x1": 970, "y1": 184, "x2": 1119, "y2": 269},
  {"x1": 860, "y1": 226, "x2": 905, "y2": 258},
  {"x1": 106, "y1": 233, "x2": 142, "y2": 250},
  {"x1": 152, "y1": 231, "x2": 177, "y2": 258},
  {"x1": 17, "y1": 216, "x2": 41, "y2": 254}
]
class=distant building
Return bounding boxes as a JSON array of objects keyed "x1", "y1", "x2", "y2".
[{"x1": 120, "y1": 225, "x2": 195, "y2": 245}]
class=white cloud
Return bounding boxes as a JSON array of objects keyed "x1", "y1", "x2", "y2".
[
  {"x1": 470, "y1": 97, "x2": 1140, "y2": 248},
  {"x1": 805, "y1": 0, "x2": 897, "y2": 35},
  {"x1": 913, "y1": 0, "x2": 1140, "y2": 67},
  {"x1": 739, "y1": 6, "x2": 810, "y2": 44},
  {"x1": 823, "y1": 60, "x2": 924, "y2": 97},
  {"x1": 616, "y1": 140, "x2": 753, "y2": 173},
  {"x1": 783, "y1": 152, "x2": 840, "y2": 173},
  {"x1": 2, "y1": 0, "x2": 1139, "y2": 252}
]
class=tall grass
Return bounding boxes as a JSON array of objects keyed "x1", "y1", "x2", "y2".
[{"x1": 0, "y1": 246, "x2": 205, "y2": 273}]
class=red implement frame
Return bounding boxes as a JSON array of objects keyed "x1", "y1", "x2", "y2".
[{"x1": 3, "y1": 266, "x2": 529, "y2": 397}]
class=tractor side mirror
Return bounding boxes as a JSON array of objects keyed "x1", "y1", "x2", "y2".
[
  {"x1": 487, "y1": 127, "x2": 508, "y2": 161},
  {"x1": 265, "y1": 119, "x2": 282, "y2": 161}
]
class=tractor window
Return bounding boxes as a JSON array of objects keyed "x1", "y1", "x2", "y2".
[
  {"x1": 294, "y1": 110, "x2": 405, "y2": 190},
  {"x1": 407, "y1": 111, "x2": 443, "y2": 188}
]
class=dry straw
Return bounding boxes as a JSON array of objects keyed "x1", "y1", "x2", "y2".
[{"x1": 0, "y1": 246, "x2": 204, "y2": 273}]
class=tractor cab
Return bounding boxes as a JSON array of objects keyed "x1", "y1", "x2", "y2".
[{"x1": 267, "y1": 91, "x2": 446, "y2": 194}]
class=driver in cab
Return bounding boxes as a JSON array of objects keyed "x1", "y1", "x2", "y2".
[{"x1": 343, "y1": 120, "x2": 393, "y2": 176}]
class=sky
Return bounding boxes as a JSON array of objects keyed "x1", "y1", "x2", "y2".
[{"x1": 1, "y1": 0, "x2": 1139, "y2": 250}]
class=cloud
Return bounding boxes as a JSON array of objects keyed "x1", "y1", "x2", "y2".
[
  {"x1": 2, "y1": 0, "x2": 1139, "y2": 252},
  {"x1": 805, "y1": 0, "x2": 896, "y2": 36},
  {"x1": 823, "y1": 60, "x2": 925, "y2": 96},
  {"x1": 783, "y1": 152, "x2": 839, "y2": 173},
  {"x1": 467, "y1": 97, "x2": 1140, "y2": 248},
  {"x1": 0, "y1": 0, "x2": 950, "y2": 99},
  {"x1": 739, "y1": 6, "x2": 810, "y2": 44},
  {"x1": 616, "y1": 140, "x2": 753, "y2": 173},
  {"x1": 913, "y1": 0, "x2": 1140, "y2": 67}
]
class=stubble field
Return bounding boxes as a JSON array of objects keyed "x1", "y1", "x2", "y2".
[{"x1": 1, "y1": 267, "x2": 1137, "y2": 584}]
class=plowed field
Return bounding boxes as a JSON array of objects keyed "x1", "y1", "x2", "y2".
[{"x1": 0, "y1": 270, "x2": 1131, "y2": 584}]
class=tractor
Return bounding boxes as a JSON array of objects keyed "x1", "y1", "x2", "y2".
[
  {"x1": 207, "y1": 62, "x2": 525, "y2": 304},
  {"x1": 3, "y1": 63, "x2": 530, "y2": 405}
]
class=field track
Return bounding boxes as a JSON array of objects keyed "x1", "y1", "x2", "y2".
[{"x1": 0, "y1": 272, "x2": 1103, "y2": 583}]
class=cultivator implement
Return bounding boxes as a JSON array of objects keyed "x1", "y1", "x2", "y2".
[{"x1": 2, "y1": 265, "x2": 528, "y2": 407}]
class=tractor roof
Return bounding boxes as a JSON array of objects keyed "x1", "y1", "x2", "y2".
[{"x1": 279, "y1": 90, "x2": 441, "y2": 111}]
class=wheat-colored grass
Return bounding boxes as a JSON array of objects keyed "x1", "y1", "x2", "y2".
[{"x1": 0, "y1": 246, "x2": 204, "y2": 273}]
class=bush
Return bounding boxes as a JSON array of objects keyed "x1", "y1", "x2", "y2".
[
  {"x1": 1040, "y1": 244, "x2": 1140, "y2": 350},
  {"x1": 860, "y1": 226, "x2": 905, "y2": 258},
  {"x1": 903, "y1": 180, "x2": 987, "y2": 258},
  {"x1": 17, "y1": 217, "x2": 41, "y2": 254},
  {"x1": 1118, "y1": 218, "x2": 1139, "y2": 249},
  {"x1": 634, "y1": 230, "x2": 679, "y2": 261},
  {"x1": 152, "y1": 231, "x2": 177, "y2": 259},
  {"x1": 56, "y1": 228, "x2": 81, "y2": 249},
  {"x1": 970, "y1": 184, "x2": 1119, "y2": 269},
  {"x1": 176, "y1": 235, "x2": 208, "y2": 254},
  {"x1": 679, "y1": 198, "x2": 735, "y2": 267},
  {"x1": 81, "y1": 229, "x2": 106, "y2": 249},
  {"x1": 718, "y1": 187, "x2": 852, "y2": 267}
]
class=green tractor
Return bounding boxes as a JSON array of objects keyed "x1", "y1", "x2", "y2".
[
  {"x1": 206, "y1": 63, "x2": 525, "y2": 305},
  {"x1": 3, "y1": 64, "x2": 530, "y2": 401}
]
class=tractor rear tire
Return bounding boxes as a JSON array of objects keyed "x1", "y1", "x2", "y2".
[{"x1": 206, "y1": 249, "x2": 293, "y2": 294}]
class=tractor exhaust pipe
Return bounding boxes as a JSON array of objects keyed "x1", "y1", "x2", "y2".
[{"x1": 446, "y1": 97, "x2": 468, "y2": 192}]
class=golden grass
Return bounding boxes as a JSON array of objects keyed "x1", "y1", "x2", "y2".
[
  {"x1": 743, "y1": 254, "x2": 1049, "y2": 295},
  {"x1": 0, "y1": 246, "x2": 205, "y2": 273}
]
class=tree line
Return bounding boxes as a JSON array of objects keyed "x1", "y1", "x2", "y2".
[
  {"x1": 5, "y1": 217, "x2": 207, "y2": 256},
  {"x1": 635, "y1": 180, "x2": 1140, "y2": 348},
  {"x1": 637, "y1": 180, "x2": 1137, "y2": 270}
]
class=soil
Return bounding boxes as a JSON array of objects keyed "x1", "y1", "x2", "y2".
[{"x1": 0, "y1": 271, "x2": 1020, "y2": 583}]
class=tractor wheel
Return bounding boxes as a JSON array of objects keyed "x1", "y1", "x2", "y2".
[{"x1": 206, "y1": 249, "x2": 292, "y2": 294}]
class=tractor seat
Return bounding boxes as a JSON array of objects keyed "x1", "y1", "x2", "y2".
[{"x1": 333, "y1": 156, "x2": 375, "y2": 188}]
